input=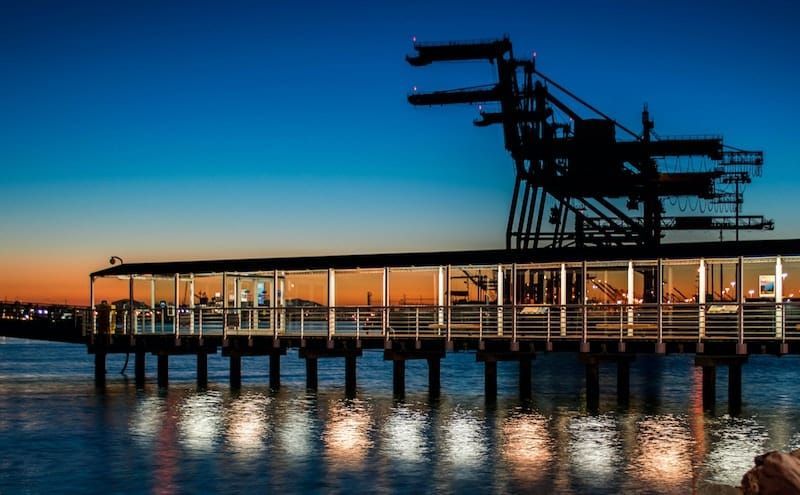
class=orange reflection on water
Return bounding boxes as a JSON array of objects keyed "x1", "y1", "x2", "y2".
[
  {"x1": 502, "y1": 412, "x2": 553, "y2": 482},
  {"x1": 634, "y1": 416, "x2": 693, "y2": 487},
  {"x1": 323, "y1": 400, "x2": 372, "y2": 470},
  {"x1": 227, "y1": 394, "x2": 269, "y2": 458},
  {"x1": 689, "y1": 365, "x2": 708, "y2": 492}
]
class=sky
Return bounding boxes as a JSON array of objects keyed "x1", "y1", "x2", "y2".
[{"x1": 1, "y1": 0, "x2": 799, "y2": 304}]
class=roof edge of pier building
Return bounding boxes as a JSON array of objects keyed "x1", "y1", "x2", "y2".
[{"x1": 91, "y1": 238, "x2": 800, "y2": 278}]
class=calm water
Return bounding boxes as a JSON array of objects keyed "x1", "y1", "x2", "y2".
[{"x1": 1, "y1": 338, "x2": 799, "y2": 494}]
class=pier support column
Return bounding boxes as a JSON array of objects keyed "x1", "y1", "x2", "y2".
[
  {"x1": 427, "y1": 357, "x2": 441, "y2": 398},
  {"x1": 157, "y1": 354, "x2": 169, "y2": 389},
  {"x1": 484, "y1": 360, "x2": 497, "y2": 403},
  {"x1": 695, "y1": 355, "x2": 747, "y2": 414},
  {"x1": 135, "y1": 350, "x2": 146, "y2": 388},
  {"x1": 585, "y1": 360, "x2": 600, "y2": 412},
  {"x1": 230, "y1": 354, "x2": 242, "y2": 390},
  {"x1": 197, "y1": 351, "x2": 208, "y2": 390},
  {"x1": 617, "y1": 359, "x2": 630, "y2": 406},
  {"x1": 306, "y1": 357, "x2": 318, "y2": 391},
  {"x1": 393, "y1": 359, "x2": 406, "y2": 398},
  {"x1": 345, "y1": 354, "x2": 357, "y2": 398},
  {"x1": 476, "y1": 342, "x2": 535, "y2": 403},
  {"x1": 519, "y1": 356, "x2": 532, "y2": 400},
  {"x1": 728, "y1": 361, "x2": 743, "y2": 415},
  {"x1": 94, "y1": 351, "x2": 106, "y2": 389},
  {"x1": 384, "y1": 342, "x2": 445, "y2": 399},
  {"x1": 269, "y1": 353, "x2": 281, "y2": 390}
]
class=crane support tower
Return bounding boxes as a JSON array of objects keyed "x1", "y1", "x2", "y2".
[{"x1": 406, "y1": 36, "x2": 772, "y2": 249}]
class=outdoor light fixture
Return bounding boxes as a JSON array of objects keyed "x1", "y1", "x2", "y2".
[{"x1": 109, "y1": 256, "x2": 124, "y2": 265}]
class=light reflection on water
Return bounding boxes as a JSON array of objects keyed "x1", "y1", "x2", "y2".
[
  {"x1": 226, "y1": 393, "x2": 270, "y2": 457},
  {"x1": 704, "y1": 416, "x2": 769, "y2": 485},
  {"x1": 568, "y1": 414, "x2": 622, "y2": 486},
  {"x1": 1, "y1": 342, "x2": 800, "y2": 494},
  {"x1": 442, "y1": 407, "x2": 488, "y2": 471},
  {"x1": 178, "y1": 391, "x2": 223, "y2": 452},
  {"x1": 631, "y1": 415, "x2": 693, "y2": 489},
  {"x1": 382, "y1": 404, "x2": 429, "y2": 463},
  {"x1": 322, "y1": 399, "x2": 373, "y2": 470},
  {"x1": 501, "y1": 409, "x2": 553, "y2": 482},
  {"x1": 275, "y1": 397, "x2": 315, "y2": 459}
]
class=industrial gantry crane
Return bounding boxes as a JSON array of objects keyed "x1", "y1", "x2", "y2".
[{"x1": 406, "y1": 37, "x2": 773, "y2": 249}]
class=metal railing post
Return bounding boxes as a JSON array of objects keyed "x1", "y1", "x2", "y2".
[
  {"x1": 415, "y1": 307, "x2": 420, "y2": 340},
  {"x1": 582, "y1": 261, "x2": 588, "y2": 343},
  {"x1": 222, "y1": 272, "x2": 228, "y2": 336},
  {"x1": 776, "y1": 256, "x2": 783, "y2": 339},
  {"x1": 497, "y1": 264, "x2": 504, "y2": 336},
  {"x1": 446, "y1": 265, "x2": 452, "y2": 342},
  {"x1": 546, "y1": 307, "x2": 551, "y2": 342},
  {"x1": 89, "y1": 275, "x2": 96, "y2": 335},
  {"x1": 129, "y1": 275, "x2": 135, "y2": 336},
  {"x1": 698, "y1": 259, "x2": 706, "y2": 340},
  {"x1": 657, "y1": 258, "x2": 663, "y2": 344},
  {"x1": 738, "y1": 256, "x2": 745, "y2": 345},
  {"x1": 174, "y1": 273, "x2": 180, "y2": 336},
  {"x1": 271, "y1": 307, "x2": 277, "y2": 339},
  {"x1": 479, "y1": 306, "x2": 483, "y2": 341},
  {"x1": 560, "y1": 264, "x2": 567, "y2": 336},
  {"x1": 511, "y1": 263, "x2": 517, "y2": 341}
]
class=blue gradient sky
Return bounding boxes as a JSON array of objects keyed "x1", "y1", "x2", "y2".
[{"x1": 1, "y1": 0, "x2": 798, "y2": 302}]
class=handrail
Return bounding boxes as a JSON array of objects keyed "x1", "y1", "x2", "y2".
[{"x1": 22, "y1": 301, "x2": 800, "y2": 343}]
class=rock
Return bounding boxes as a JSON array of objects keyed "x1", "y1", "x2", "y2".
[
  {"x1": 696, "y1": 481, "x2": 741, "y2": 495},
  {"x1": 741, "y1": 449, "x2": 800, "y2": 494}
]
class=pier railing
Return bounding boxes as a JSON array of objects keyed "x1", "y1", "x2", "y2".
[{"x1": 83, "y1": 301, "x2": 800, "y2": 343}]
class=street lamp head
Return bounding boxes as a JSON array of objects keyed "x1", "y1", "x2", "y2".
[{"x1": 109, "y1": 256, "x2": 124, "y2": 265}]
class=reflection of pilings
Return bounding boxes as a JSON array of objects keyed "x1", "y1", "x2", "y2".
[
  {"x1": 393, "y1": 359, "x2": 405, "y2": 398},
  {"x1": 585, "y1": 360, "x2": 600, "y2": 412},
  {"x1": 196, "y1": 351, "x2": 207, "y2": 389},
  {"x1": 728, "y1": 361, "x2": 742, "y2": 415},
  {"x1": 428, "y1": 357, "x2": 441, "y2": 398},
  {"x1": 617, "y1": 359, "x2": 630, "y2": 406},
  {"x1": 345, "y1": 354, "x2": 357, "y2": 398},
  {"x1": 94, "y1": 350, "x2": 106, "y2": 389},
  {"x1": 702, "y1": 365, "x2": 716, "y2": 411},
  {"x1": 269, "y1": 353, "x2": 281, "y2": 390},
  {"x1": 306, "y1": 358, "x2": 318, "y2": 390},
  {"x1": 230, "y1": 354, "x2": 242, "y2": 390},
  {"x1": 519, "y1": 357, "x2": 532, "y2": 400},
  {"x1": 485, "y1": 360, "x2": 498, "y2": 403},
  {"x1": 157, "y1": 353, "x2": 169, "y2": 389},
  {"x1": 135, "y1": 349, "x2": 146, "y2": 388}
]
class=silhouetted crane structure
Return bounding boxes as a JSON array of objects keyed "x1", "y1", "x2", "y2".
[{"x1": 406, "y1": 37, "x2": 773, "y2": 249}]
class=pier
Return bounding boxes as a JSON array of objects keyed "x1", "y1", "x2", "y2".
[{"x1": 4, "y1": 239, "x2": 800, "y2": 414}]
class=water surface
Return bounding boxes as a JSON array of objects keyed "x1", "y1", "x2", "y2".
[{"x1": 1, "y1": 338, "x2": 798, "y2": 493}]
